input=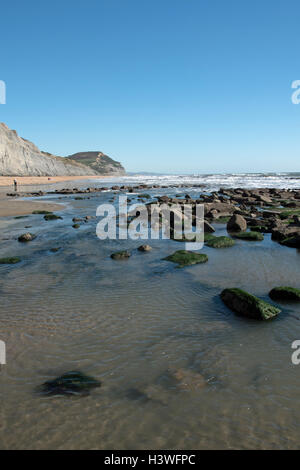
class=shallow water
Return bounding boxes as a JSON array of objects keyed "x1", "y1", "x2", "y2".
[{"x1": 0, "y1": 185, "x2": 300, "y2": 449}]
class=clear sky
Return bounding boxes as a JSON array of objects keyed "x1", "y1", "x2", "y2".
[{"x1": 0, "y1": 0, "x2": 299, "y2": 173}]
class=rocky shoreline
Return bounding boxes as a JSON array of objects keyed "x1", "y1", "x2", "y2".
[{"x1": 7, "y1": 184, "x2": 300, "y2": 248}]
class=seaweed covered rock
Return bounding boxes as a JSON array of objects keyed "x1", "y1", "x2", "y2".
[
  {"x1": 18, "y1": 232, "x2": 36, "y2": 242},
  {"x1": 37, "y1": 371, "x2": 101, "y2": 397},
  {"x1": 44, "y1": 214, "x2": 62, "y2": 221},
  {"x1": 163, "y1": 250, "x2": 208, "y2": 267},
  {"x1": 205, "y1": 235, "x2": 235, "y2": 248},
  {"x1": 220, "y1": 288, "x2": 280, "y2": 320},
  {"x1": 269, "y1": 287, "x2": 300, "y2": 302},
  {"x1": 32, "y1": 210, "x2": 53, "y2": 215},
  {"x1": 0, "y1": 257, "x2": 21, "y2": 264},
  {"x1": 233, "y1": 231, "x2": 264, "y2": 241},
  {"x1": 280, "y1": 235, "x2": 300, "y2": 248},
  {"x1": 111, "y1": 250, "x2": 131, "y2": 260},
  {"x1": 227, "y1": 214, "x2": 247, "y2": 232}
]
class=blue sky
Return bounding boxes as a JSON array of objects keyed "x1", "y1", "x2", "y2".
[{"x1": 0, "y1": 0, "x2": 299, "y2": 173}]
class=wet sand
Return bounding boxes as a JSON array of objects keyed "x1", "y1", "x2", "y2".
[
  {"x1": 0, "y1": 197, "x2": 65, "y2": 217},
  {"x1": 0, "y1": 181, "x2": 300, "y2": 449}
]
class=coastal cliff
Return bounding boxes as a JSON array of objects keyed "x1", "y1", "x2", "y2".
[
  {"x1": 0, "y1": 123, "x2": 125, "y2": 176},
  {"x1": 66, "y1": 151, "x2": 125, "y2": 176}
]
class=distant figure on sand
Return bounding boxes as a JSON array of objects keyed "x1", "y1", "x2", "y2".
[{"x1": 13, "y1": 179, "x2": 17, "y2": 191}]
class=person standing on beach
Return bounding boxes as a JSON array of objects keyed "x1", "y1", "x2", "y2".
[{"x1": 13, "y1": 179, "x2": 17, "y2": 191}]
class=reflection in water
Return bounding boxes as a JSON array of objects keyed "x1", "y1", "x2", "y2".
[{"x1": 0, "y1": 187, "x2": 300, "y2": 449}]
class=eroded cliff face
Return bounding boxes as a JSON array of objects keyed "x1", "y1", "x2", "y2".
[{"x1": 0, "y1": 123, "x2": 98, "y2": 176}]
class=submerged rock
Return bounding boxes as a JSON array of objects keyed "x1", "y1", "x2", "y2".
[
  {"x1": 163, "y1": 250, "x2": 208, "y2": 267},
  {"x1": 269, "y1": 287, "x2": 300, "y2": 302},
  {"x1": 205, "y1": 235, "x2": 235, "y2": 248},
  {"x1": 44, "y1": 214, "x2": 62, "y2": 221},
  {"x1": 38, "y1": 371, "x2": 101, "y2": 397},
  {"x1": 220, "y1": 288, "x2": 280, "y2": 320},
  {"x1": 111, "y1": 250, "x2": 131, "y2": 260},
  {"x1": 0, "y1": 257, "x2": 21, "y2": 264},
  {"x1": 72, "y1": 223, "x2": 80, "y2": 229},
  {"x1": 233, "y1": 231, "x2": 264, "y2": 241},
  {"x1": 18, "y1": 232, "x2": 36, "y2": 242},
  {"x1": 50, "y1": 247, "x2": 61, "y2": 253},
  {"x1": 172, "y1": 368, "x2": 207, "y2": 391}
]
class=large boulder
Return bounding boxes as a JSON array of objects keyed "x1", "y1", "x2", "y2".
[
  {"x1": 220, "y1": 288, "x2": 280, "y2": 320},
  {"x1": 227, "y1": 214, "x2": 247, "y2": 232}
]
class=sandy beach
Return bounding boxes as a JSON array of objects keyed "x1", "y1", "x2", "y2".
[{"x1": 0, "y1": 175, "x2": 111, "y2": 187}]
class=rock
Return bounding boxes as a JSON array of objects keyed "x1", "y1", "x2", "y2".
[
  {"x1": 110, "y1": 250, "x2": 131, "y2": 260},
  {"x1": 227, "y1": 214, "x2": 247, "y2": 232},
  {"x1": 269, "y1": 287, "x2": 300, "y2": 302},
  {"x1": 163, "y1": 250, "x2": 208, "y2": 267},
  {"x1": 18, "y1": 232, "x2": 36, "y2": 242},
  {"x1": 72, "y1": 217, "x2": 83, "y2": 222},
  {"x1": 205, "y1": 235, "x2": 235, "y2": 248},
  {"x1": 204, "y1": 220, "x2": 215, "y2": 233},
  {"x1": 233, "y1": 231, "x2": 264, "y2": 241},
  {"x1": 50, "y1": 247, "x2": 61, "y2": 253},
  {"x1": 44, "y1": 214, "x2": 62, "y2": 221},
  {"x1": 138, "y1": 244, "x2": 152, "y2": 252},
  {"x1": 271, "y1": 226, "x2": 300, "y2": 241},
  {"x1": 37, "y1": 371, "x2": 101, "y2": 397},
  {"x1": 32, "y1": 210, "x2": 53, "y2": 215},
  {"x1": 220, "y1": 288, "x2": 280, "y2": 320},
  {"x1": 72, "y1": 224, "x2": 80, "y2": 229},
  {"x1": 0, "y1": 257, "x2": 21, "y2": 264},
  {"x1": 280, "y1": 235, "x2": 300, "y2": 248}
]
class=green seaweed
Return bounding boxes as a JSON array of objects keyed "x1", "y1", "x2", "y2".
[
  {"x1": 44, "y1": 214, "x2": 62, "y2": 221},
  {"x1": 37, "y1": 371, "x2": 101, "y2": 397},
  {"x1": 111, "y1": 250, "x2": 131, "y2": 260},
  {"x1": 205, "y1": 236, "x2": 235, "y2": 248},
  {"x1": 32, "y1": 210, "x2": 53, "y2": 215},
  {"x1": 233, "y1": 231, "x2": 264, "y2": 241},
  {"x1": 163, "y1": 250, "x2": 208, "y2": 267},
  {"x1": 269, "y1": 287, "x2": 300, "y2": 302},
  {"x1": 221, "y1": 288, "x2": 280, "y2": 320},
  {"x1": 0, "y1": 257, "x2": 21, "y2": 264}
]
